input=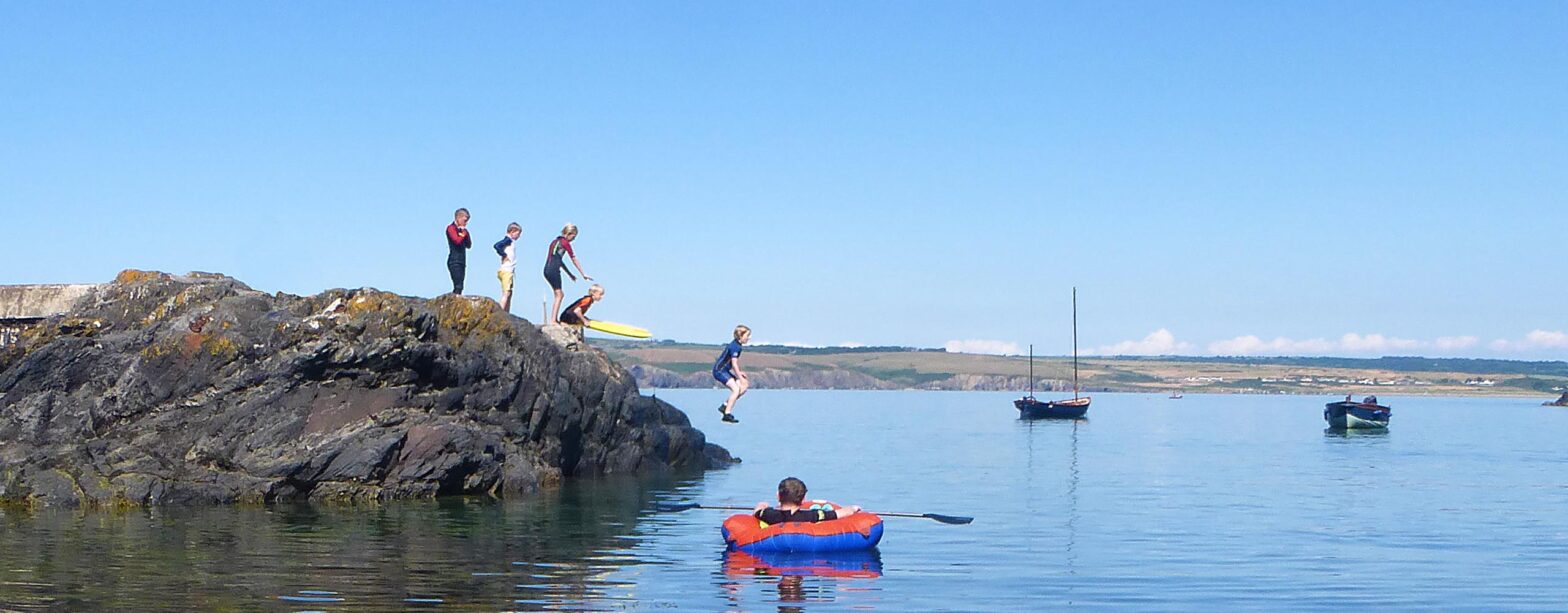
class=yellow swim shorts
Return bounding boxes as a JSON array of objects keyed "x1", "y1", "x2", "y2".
[{"x1": 497, "y1": 269, "x2": 515, "y2": 292}]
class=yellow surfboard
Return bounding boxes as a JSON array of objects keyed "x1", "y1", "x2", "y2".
[{"x1": 585, "y1": 320, "x2": 652, "y2": 339}]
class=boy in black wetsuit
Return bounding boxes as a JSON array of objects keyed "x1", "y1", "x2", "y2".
[
  {"x1": 445, "y1": 208, "x2": 472, "y2": 294},
  {"x1": 751, "y1": 477, "x2": 861, "y2": 524},
  {"x1": 558, "y1": 284, "x2": 604, "y2": 327}
]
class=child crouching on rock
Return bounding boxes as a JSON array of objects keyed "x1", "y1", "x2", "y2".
[
  {"x1": 559, "y1": 284, "x2": 604, "y2": 327},
  {"x1": 752, "y1": 477, "x2": 859, "y2": 524}
]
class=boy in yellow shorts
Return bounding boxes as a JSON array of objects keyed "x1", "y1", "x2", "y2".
[{"x1": 493, "y1": 223, "x2": 522, "y2": 312}]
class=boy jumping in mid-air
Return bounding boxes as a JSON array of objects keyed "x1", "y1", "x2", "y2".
[
  {"x1": 714, "y1": 325, "x2": 751, "y2": 423},
  {"x1": 751, "y1": 477, "x2": 860, "y2": 524},
  {"x1": 444, "y1": 208, "x2": 472, "y2": 295},
  {"x1": 559, "y1": 284, "x2": 604, "y2": 327},
  {"x1": 494, "y1": 223, "x2": 522, "y2": 312}
]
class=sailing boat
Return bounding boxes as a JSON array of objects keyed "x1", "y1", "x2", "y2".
[{"x1": 1015, "y1": 288, "x2": 1091, "y2": 419}]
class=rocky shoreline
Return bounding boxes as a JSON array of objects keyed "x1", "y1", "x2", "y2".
[{"x1": 0, "y1": 271, "x2": 732, "y2": 508}]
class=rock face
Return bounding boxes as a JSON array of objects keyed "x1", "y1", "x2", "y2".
[
  {"x1": 0, "y1": 271, "x2": 732, "y2": 507},
  {"x1": 1547, "y1": 392, "x2": 1568, "y2": 407}
]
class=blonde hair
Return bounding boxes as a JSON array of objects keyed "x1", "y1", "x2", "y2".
[
  {"x1": 733, "y1": 324, "x2": 751, "y2": 341},
  {"x1": 589, "y1": 284, "x2": 605, "y2": 295},
  {"x1": 506, "y1": 222, "x2": 521, "y2": 234},
  {"x1": 561, "y1": 223, "x2": 578, "y2": 237}
]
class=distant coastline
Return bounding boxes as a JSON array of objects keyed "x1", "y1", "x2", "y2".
[{"x1": 594, "y1": 339, "x2": 1568, "y2": 398}]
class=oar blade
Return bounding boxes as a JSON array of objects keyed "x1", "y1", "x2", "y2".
[
  {"x1": 922, "y1": 513, "x2": 974, "y2": 525},
  {"x1": 655, "y1": 503, "x2": 702, "y2": 513}
]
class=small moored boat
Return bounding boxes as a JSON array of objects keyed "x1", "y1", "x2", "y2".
[
  {"x1": 1016, "y1": 288, "x2": 1091, "y2": 420},
  {"x1": 722, "y1": 502, "x2": 883, "y2": 553},
  {"x1": 1324, "y1": 395, "x2": 1391, "y2": 429}
]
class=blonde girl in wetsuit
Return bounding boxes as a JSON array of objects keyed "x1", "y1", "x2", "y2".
[{"x1": 544, "y1": 223, "x2": 592, "y2": 325}]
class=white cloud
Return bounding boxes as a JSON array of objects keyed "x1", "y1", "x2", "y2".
[
  {"x1": 1338, "y1": 333, "x2": 1422, "y2": 353},
  {"x1": 755, "y1": 340, "x2": 815, "y2": 348},
  {"x1": 1208, "y1": 335, "x2": 1335, "y2": 355},
  {"x1": 943, "y1": 339, "x2": 1021, "y2": 356},
  {"x1": 1092, "y1": 329, "x2": 1193, "y2": 355},
  {"x1": 1208, "y1": 332, "x2": 1487, "y2": 356},
  {"x1": 1490, "y1": 330, "x2": 1568, "y2": 352},
  {"x1": 1433, "y1": 336, "x2": 1479, "y2": 351},
  {"x1": 837, "y1": 342, "x2": 867, "y2": 348}
]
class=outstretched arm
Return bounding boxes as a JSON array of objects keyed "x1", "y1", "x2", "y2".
[{"x1": 569, "y1": 255, "x2": 592, "y2": 281}]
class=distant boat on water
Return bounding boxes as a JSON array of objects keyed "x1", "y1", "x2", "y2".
[
  {"x1": 1016, "y1": 288, "x2": 1090, "y2": 420},
  {"x1": 1168, "y1": 391, "x2": 1183, "y2": 399},
  {"x1": 1324, "y1": 395, "x2": 1391, "y2": 429}
]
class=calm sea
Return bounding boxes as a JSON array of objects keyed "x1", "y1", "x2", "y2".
[{"x1": 4, "y1": 391, "x2": 1567, "y2": 611}]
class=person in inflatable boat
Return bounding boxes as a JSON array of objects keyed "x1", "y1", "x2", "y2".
[{"x1": 752, "y1": 477, "x2": 861, "y2": 524}]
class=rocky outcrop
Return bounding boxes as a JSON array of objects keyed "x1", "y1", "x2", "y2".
[
  {"x1": 1547, "y1": 392, "x2": 1568, "y2": 407},
  {"x1": 0, "y1": 271, "x2": 731, "y2": 507}
]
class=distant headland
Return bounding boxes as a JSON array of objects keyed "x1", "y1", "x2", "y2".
[{"x1": 595, "y1": 339, "x2": 1568, "y2": 398}]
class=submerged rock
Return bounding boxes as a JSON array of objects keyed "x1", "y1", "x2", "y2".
[{"x1": 0, "y1": 271, "x2": 732, "y2": 507}]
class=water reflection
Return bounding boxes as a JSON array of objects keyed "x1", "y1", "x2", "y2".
[
  {"x1": 720, "y1": 549, "x2": 882, "y2": 612},
  {"x1": 0, "y1": 475, "x2": 697, "y2": 610},
  {"x1": 1020, "y1": 418, "x2": 1081, "y2": 574},
  {"x1": 1323, "y1": 428, "x2": 1391, "y2": 440}
]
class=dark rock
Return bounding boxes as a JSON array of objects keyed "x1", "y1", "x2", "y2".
[
  {"x1": 0, "y1": 270, "x2": 733, "y2": 507},
  {"x1": 1546, "y1": 392, "x2": 1568, "y2": 407}
]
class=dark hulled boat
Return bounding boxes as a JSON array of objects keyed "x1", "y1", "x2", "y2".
[
  {"x1": 1324, "y1": 396, "x2": 1391, "y2": 429},
  {"x1": 1016, "y1": 288, "x2": 1091, "y2": 420},
  {"x1": 1015, "y1": 395, "x2": 1090, "y2": 419}
]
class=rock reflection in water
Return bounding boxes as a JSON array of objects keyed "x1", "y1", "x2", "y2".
[{"x1": 0, "y1": 476, "x2": 689, "y2": 610}]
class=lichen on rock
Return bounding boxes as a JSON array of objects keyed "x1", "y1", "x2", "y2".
[{"x1": 0, "y1": 271, "x2": 732, "y2": 508}]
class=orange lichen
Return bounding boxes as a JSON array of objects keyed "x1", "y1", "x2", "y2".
[
  {"x1": 114, "y1": 269, "x2": 169, "y2": 285},
  {"x1": 433, "y1": 296, "x2": 512, "y2": 345}
]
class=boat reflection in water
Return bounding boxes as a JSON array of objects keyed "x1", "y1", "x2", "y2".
[
  {"x1": 721, "y1": 549, "x2": 882, "y2": 612},
  {"x1": 723, "y1": 548, "x2": 883, "y2": 579}
]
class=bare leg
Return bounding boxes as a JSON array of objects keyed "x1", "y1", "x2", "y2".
[
  {"x1": 501, "y1": 292, "x2": 512, "y2": 312},
  {"x1": 722, "y1": 377, "x2": 750, "y2": 413},
  {"x1": 550, "y1": 289, "x2": 564, "y2": 325}
]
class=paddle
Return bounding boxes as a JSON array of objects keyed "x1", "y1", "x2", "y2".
[{"x1": 656, "y1": 503, "x2": 973, "y2": 525}]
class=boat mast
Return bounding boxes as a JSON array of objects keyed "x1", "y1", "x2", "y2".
[
  {"x1": 1072, "y1": 287, "x2": 1079, "y2": 400},
  {"x1": 1028, "y1": 344, "x2": 1034, "y2": 398}
]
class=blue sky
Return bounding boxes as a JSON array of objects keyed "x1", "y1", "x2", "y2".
[{"x1": 3, "y1": 2, "x2": 1565, "y2": 358}]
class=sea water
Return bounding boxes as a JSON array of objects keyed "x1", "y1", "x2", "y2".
[{"x1": 3, "y1": 391, "x2": 1566, "y2": 610}]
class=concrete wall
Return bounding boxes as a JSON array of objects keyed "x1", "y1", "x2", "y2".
[{"x1": 0, "y1": 284, "x2": 100, "y2": 347}]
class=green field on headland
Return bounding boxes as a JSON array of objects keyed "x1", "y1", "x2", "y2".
[{"x1": 594, "y1": 339, "x2": 1568, "y2": 398}]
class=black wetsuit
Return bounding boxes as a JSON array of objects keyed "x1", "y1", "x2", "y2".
[
  {"x1": 543, "y1": 236, "x2": 574, "y2": 291},
  {"x1": 559, "y1": 295, "x2": 594, "y2": 325},
  {"x1": 755, "y1": 507, "x2": 839, "y2": 524},
  {"x1": 446, "y1": 223, "x2": 471, "y2": 294}
]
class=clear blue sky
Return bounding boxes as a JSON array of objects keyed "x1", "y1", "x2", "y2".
[{"x1": 3, "y1": 2, "x2": 1565, "y2": 358}]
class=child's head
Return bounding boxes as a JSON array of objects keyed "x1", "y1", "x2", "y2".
[
  {"x1": 454, "y1": 208, "x2": 470, "y2": 224},
  {"x1": 507, "y1": 222, "x2": 522, "y2": 238},
  {"x1": 561, "y1": 223, "x2": 578, "y2": 239},
  {"x1": 734, "y1": 324, "x2": 751, "y2": 343},
  {"x1": 589, "y1": 284, "x2": 605, "y2": 300},
  {"x1": 777, "y1": 477, "x2": 807, "y2": 505}
]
